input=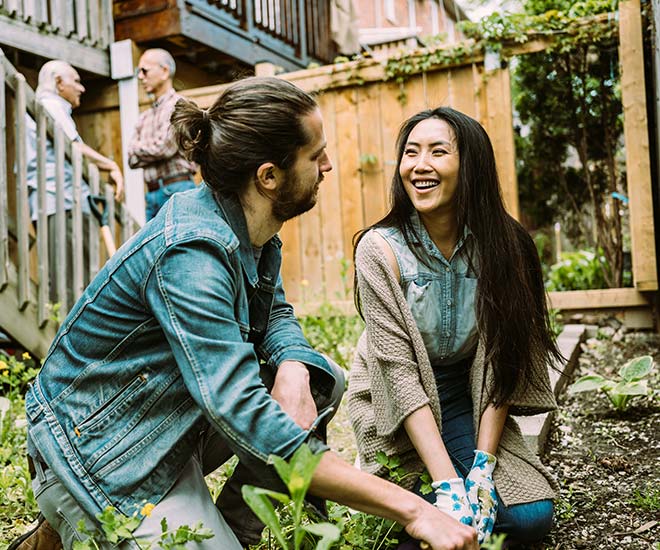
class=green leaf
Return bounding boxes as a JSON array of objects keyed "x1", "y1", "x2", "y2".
[
  {"x1": 619, "y1": 355, "x2": 653, "y2": 382},
  {"x1": 241, "y1": 485, "x2": 289, "y2": 549},
  {"x1": 250, "y1": 486, "x2": 292, "y2": 506},
  {"x1": 611, "y1": 380, "x2": 648, "y2": 396},
  {"x1": 302, "y1": 522, "x2": 342, "y2": 550},
  {"x1": 568, "y1": 374, "x2": 608, "y2": 393},
  {"x1": 375, "y1": 451, "x2": 389, "y2": 466}
]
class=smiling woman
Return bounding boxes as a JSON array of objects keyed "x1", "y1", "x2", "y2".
[{"x1": 348, "y1": 106, "x2": 564, "y2": 548}]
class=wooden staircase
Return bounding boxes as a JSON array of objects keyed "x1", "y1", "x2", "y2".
[{"x1": 0, "y1": 50, "x2": 138, "y2": 358}]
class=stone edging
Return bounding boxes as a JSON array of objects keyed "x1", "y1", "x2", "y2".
[{"x1": 512, "y1": 324, "x2": 589, "y2": 455}]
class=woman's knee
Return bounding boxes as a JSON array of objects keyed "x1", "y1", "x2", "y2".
[{"x1": 496, "y1": 498, "x2": 554, "y2": 545}]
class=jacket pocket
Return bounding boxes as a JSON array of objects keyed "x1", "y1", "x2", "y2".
[{"x1": 74, "y1": 374, "x2": 148, "y2": 436}]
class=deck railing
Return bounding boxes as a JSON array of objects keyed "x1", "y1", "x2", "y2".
[
  {"x1": 0, "y1": 49, "x2": 137, "y2": 352},
  {"x1": 0, "y1": 0, "x2": 114, "y2": 49},
  {"x1": 187, "y1": 0, "x2": 337, "y2": 66}
]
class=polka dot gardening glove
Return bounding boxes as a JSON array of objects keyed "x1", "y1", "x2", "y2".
[
  {"x1": 465, "y1": 450, "x2": 498, "y2": 544},
  {"x1": 431, "y1": 477, "x2": 474, "y2": 527}
]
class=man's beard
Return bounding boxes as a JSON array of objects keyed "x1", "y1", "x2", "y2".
[{"x1": 271, "y1": 172, "x2": 320, "y2": 222}]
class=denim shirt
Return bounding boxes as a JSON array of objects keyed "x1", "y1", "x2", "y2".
[
  {"x1": 25, "y1": 184, "x2": 334, "y2": 517},
  {"x1": 373, "y1": 213, "x2": 478, "y2": 365}
]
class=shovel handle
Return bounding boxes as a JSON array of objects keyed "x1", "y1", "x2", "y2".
[
  {"x1": 100, "y1": 226, "x2": 117, "y2": 257},
  {"x1": 87, "y1": 194, "x2": 109, "y2": 227}
]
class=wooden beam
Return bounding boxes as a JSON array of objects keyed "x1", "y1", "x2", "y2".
[
  {"x1": 484, "y1": 65, "x2": 519, "y2": 219},
  {"x1": 0, "y1": 17, "x2": 110, "y2": 75},
  {"x1": 619, "y1": 0, "x2": 658, "y2": 291},
  {"x1": 547, "y1": 288, "x2": 650, "y2": 310}
]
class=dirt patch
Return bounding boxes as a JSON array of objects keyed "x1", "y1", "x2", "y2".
[{"x1": 543, "y1": 327, "x2": 660, "y2": 550}]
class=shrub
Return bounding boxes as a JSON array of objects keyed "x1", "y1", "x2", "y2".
[{"x1": 545, "y1": 249, "x2": 610, "y2": 291}]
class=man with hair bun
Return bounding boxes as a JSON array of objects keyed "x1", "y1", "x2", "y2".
[
  {"x1": 19, "y1": 76, "x2": 477, "y2": 550},
  {"x1": 128, "y1": 48, "x2": 197, "y2": 220}
]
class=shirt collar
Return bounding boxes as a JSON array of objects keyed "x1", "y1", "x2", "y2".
[
  {"x1": 153, "y1": 88, "x2": 176, "y2": 108},
  {"x1": 211, "y1": 186, "x2": 281, "y2": 287},
  {"x1": 36, "y1": 90, "x2": 73, "y2": 115},
  {"x1": 411, "y1": 210, "x2": 472, "y2": 261}
]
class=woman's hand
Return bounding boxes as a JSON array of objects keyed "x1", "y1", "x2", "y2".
[
  {"x1": 465, "y1": 450, "x2": 498, "y2": 543},
  {"x1": 432, "y1": 477, "x2": 474, "y2": 527}
]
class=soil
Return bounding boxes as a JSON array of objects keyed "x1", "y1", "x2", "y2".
[
  {"x1": 541, "y1": 326, "x2": 660, "y2": 550},
  {"x1": 327, "y1": 325, "x2": 660, "y2": 550}
]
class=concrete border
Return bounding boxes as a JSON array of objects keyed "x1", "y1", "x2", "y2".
[{"x1": 512, "y1": 324, "x2": 589, "y2": 455}]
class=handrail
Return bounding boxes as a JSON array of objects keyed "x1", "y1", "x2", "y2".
[
  {"x1": 0, "y1": 47, "x2": 138, "y2": 332},
  {"x1": 0, "y1": 0, "x2": 114, "y2": 49}
]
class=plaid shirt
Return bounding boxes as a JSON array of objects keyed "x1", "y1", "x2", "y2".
[{"x1": 128, "y1": 88, "x2": 196, "y2": 186}]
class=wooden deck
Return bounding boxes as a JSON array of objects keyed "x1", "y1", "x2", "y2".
[
  {"x1": 114, "y1": 0, "x2": 338, "y2": 73},
  {"x1": 0, "y1": 0, "x2": 114, "y2": 75}
]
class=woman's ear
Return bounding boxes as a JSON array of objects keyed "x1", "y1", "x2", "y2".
[{"x1": 255, "y1": 162, "x2": 282, "y2": 192}]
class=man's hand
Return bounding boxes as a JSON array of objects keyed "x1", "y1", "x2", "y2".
[
  {"x1": 404, "y1": 500, "x2": 478, "y2": 550},
  {"x1": 109, "y1": 164, "x2": 124, "y2": 202},
  {"x1": 271, "y1": 361, "x2": 317, "y2": 429}
]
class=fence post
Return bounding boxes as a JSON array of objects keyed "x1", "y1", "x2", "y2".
[{"x1": 619, "y1": 0, "x2": 658, "y2": 291}]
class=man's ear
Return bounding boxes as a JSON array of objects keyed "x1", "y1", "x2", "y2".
[
  {"x1": 54, "y1": 75, "x2": 63, "y2": 91},
  {"x1": 255, "y1": 162, "x2": 282, "y2": 192}
]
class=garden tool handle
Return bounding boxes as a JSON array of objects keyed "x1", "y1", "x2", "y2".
[
  {"x1": 88, "y1": 194, "x2": 109, "y2": 227},
  {"x1": 87, "y1": 195, "x2": 117, "y2": 257}
]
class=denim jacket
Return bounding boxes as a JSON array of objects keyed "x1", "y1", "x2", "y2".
[
  {"x1": 373, "y1": 212, "x2": 478, "y2": 365},
  {"x1": 25, "y1": 184, "x2": 335, "y2": 517}
]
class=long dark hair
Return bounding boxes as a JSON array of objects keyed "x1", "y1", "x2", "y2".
[
  {"x1": 354, "y1": 107, "x2": 561, "y2": 405},
  {"x1": 170, "y1": 76, "x2": 318, "y2": 195}
]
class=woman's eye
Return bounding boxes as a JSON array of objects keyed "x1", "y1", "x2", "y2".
[
  {"x1": 404, "y1": 149, "x2": 417, "y2": 155},
  {"x1": 433, "y1": 149, "x2": 447, "y2": 155}
]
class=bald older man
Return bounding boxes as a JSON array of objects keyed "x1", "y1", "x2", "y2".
[
  {"x1": 25, "y1": 60, "x2": 124, "y2": 309},
  {"x1": 128, "y1": 49, "x2": 197, "y2": 220}
]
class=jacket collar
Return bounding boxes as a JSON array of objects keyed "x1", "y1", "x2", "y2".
[{"x1": 210, "y1": 185, "x2": 281, "y2": 287}]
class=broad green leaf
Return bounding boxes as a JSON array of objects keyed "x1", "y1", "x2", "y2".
[
  {"x1": 270, "y1": 454, "x2": 292, "y2": 486},
  {"x1": 302, "y1": 522, "x2": 342, "y2": 550},
  {"x1": 611, "y1": 380, "x2": 648, "y2": 396},
  {"x1": 250, "y1": 486, "x2": 291, "y2": 505},
  {"x1": 241, "y1": 485, "x2": 289, "y2": 549},
  {"x1": 619, "y1": 355, "x2": 653, "y2": 382},
  {"x1": 568, "y1": 374, "x2": 608, "y2": 393}
]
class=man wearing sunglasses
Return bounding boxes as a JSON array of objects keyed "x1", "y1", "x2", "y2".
[{"x1": 128, "y1": 49, "x2": 197, "y2": 220}]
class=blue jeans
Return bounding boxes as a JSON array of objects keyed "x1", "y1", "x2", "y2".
[
  {"x1": 409, "y1": 363, "x2": 553, "y2": 547},
  {"x1": 145, "y1": 179, "x2": 196, "y2": 220}
]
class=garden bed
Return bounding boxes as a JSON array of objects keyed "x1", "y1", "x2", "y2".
[{"x1": 542, "y1": 325, "x2": 659, "y2": 549}]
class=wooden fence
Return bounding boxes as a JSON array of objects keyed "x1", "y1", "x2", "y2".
[{"x1": 181, "y1": 5, "x2": 657, "y2": 322}]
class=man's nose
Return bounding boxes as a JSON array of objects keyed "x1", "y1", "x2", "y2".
[{"x1": 320, "y1": 152, "x2": 332, "y2": 173}]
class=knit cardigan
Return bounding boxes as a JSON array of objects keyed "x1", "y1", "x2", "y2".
[{"x1": 347, "y1": 231, "x2": 559, "y2": 506}]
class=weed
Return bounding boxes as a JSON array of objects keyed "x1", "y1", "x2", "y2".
[{"x1": 629, "y1": 486, "x2": 660, "y2": 513}]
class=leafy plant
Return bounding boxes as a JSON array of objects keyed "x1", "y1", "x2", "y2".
[
  {"x1": 375, "y1": 452, "x2": 433, "y2": 495},
  {"x1": 629, "y1": 485, "x2": 660, "y2": 513},
  {"x1": 73, "y1": 505, "x2": 214, "y2": 549},
  {"x1": 545, "y1": 249, "x2": 611, "y2": 291},
  {"x1": 569, "y1": 355, "x2": 655, "y2": 411},
  {"x1": 241, "y1": 444, "x2": 341, "y2": 550},
  {"x1": 299, "y1": 303, "x2": 363, "y2": 370},
  {"x1": 0, "y1": 352, "x2": 40, "y2": 400}
]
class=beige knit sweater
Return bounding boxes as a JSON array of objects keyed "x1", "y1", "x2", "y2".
[{"x1": 347, "y1": 231, "x2": 559, "y2": 506}]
